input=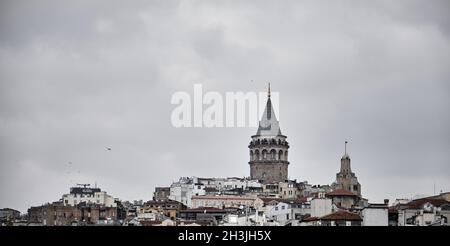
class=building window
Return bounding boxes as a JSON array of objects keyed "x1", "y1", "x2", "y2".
[
  {"x1": 281, "y1": 205, "x2": 285, "y2": 210},
  {"x1": 270, "y1": 149, "x2": 277, "y2": 160},
  {"x1": 275, "y1": 207, "x2": 278, "y2": 211}
]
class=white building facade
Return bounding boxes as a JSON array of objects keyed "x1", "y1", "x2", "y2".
[
  {"x1": 361, "y1": 204, "x2": 388, "y2": 226},
  {"x1": 169, "y1": 177, "x2": 206, "y2": 207},
  {"x1": 62, "y1": 185, "x2": 116, "y2": 207},
  {"x1": 191, "y1": 195, "x2": 263, "y2": 209},
  {"x1": 266, "y1": 201, "x2": 311, "y2": 226},
  {"x1": 310, "y1": 198, "x2": 333, "y2": 218}
]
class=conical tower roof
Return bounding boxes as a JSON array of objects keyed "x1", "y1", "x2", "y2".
[{"x1": 255, "y1": 84, "x2": 282, "y2": 137}]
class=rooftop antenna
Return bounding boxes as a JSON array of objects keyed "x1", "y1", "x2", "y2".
[{"x1": 268, "y1": 82, "x2": 271, "y2": 98}]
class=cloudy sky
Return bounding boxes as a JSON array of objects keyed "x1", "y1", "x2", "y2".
[{"x1": 1, "y1": 0, "x2": 449, "y2": 212}]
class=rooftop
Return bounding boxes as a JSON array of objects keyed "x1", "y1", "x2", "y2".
[
  {"x1": 144, "y1": 199, "x2": 184, "y2": 206},
  {"x1": 405, "y1": 198, "x2": 448, "y2": 210},
  {"x1": 259, "y1": 197, "x2": 307, "y2": 205},
  {"x1": 180, "y1": 207, "x2": 226, "y2": 213},
  {"x1": 191, "y1": 195, "x2": 256, "y2": 200},
  {"x1": 326, "y1": 189, "x2": 357, "y2": 197},
  {"x1": 365, "y1": 203, "x2": 388, "y2": 209},
  {"x1": 320, "y1": 210, "x2": 362, "y2": 221}
]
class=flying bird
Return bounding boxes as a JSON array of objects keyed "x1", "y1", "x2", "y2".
[{"x1": 107, "y1": 147, "x2": 111, "y2": 151}]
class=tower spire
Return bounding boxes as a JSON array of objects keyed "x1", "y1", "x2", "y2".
[
  {"x1": 345, "y1": 141, "x2": 348, "y2": 155},
  {"x1": 268, "y1": 82, "x2": 271, "y2": 98}
]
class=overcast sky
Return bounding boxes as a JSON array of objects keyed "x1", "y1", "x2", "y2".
[{"x1": 1, "y1": 0, "x2": 449, "y2": 212}]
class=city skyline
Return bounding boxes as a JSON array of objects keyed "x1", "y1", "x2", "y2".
[{"x1": 1, "y1": 1, "x2": 449, "y2": 213}]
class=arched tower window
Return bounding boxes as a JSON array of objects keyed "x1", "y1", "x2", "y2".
[
  {"x1": 262, "y1": 149, "x2": 267, "y2": 160},
  {"x1": 250, "y1": 150, "x2": 254, "y2": 161},
  {"x1": 284, "y1": 151, "x2": 288, "y2": 161},
  {"x1": 270, "y1": 149, "x2": 277, "y2": 160},
  {"x1": 278, "y1": 150, "x2": 283, "y2": 161},
  {"x1": 255, "y1": 150, "x2": 260, "y2": 161}
]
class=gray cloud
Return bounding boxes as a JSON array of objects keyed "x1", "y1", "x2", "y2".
[{"x1": 1, "y1": 0, "x2": 449, "y2": 212}]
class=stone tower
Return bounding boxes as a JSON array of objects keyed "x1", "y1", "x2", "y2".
[
  {"x1": 248, "y1": 85, "x2": 289, "y2": 184},
  {"x1": 333, "y1": 141, "x2": 361, "y2": 197}
]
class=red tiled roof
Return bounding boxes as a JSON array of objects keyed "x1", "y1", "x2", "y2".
[
  {"x1": 303, "y1": 216, "x2": 319, "y2": 222},
  {"x1": 320, "y1": 210, "x2": 362, "y2": 221},
  {"x1": 406, "y1": 198, "x2": 448, "y2": 209},
  {"x1": 326, "y1": 189, "x2": 357, "y2": 196}
]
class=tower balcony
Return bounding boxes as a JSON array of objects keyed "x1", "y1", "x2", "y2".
[
  {"x1": 248, "y1": 142, "x2": 289, "y2": 148},
  {"x1": 248, "y1": 160, "x2": 290, "y2": 165}
]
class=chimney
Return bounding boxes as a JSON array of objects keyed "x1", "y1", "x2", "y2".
[{"x1": 384, "y1": 199, "x2": 389, "y2": 205}]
